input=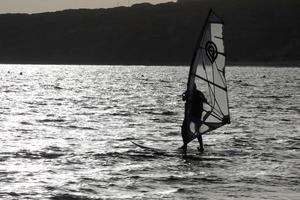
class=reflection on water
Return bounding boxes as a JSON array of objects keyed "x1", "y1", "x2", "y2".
[{"x1": 0, "y1": 65, "x2": 299, "y2": 200}]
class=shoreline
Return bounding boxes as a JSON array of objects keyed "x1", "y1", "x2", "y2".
[{"x1": 0, "y1": 63, "x2": 299, "y2": 68}]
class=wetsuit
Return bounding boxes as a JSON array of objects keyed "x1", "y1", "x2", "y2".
[{"x1": 181, "y1": 87, "x2": 207, "y2": 151}]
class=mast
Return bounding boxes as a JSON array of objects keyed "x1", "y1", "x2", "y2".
[{"x1": 187, "y1": 9, "x2": 213, "y2": 92}]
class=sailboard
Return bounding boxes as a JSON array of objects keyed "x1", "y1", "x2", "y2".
[
  {"x1": 131, "y1": 141, "x2": 200, "y2": 157},
  {"x1": 131, "y1": 141, "x2": 228, "y2": 161},
  {"x1": 131, "y1": 141, "x2": 177, "y2": 155},
  {"x1": 182, "y1": 9, "x2": 230, "y2": 144}
]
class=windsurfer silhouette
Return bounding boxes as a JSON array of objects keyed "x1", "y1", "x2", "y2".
[{"x1": 180, "y1": 84, "x2": 208, "y2": 152}]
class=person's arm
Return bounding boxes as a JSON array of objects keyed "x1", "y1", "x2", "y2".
[{"x1": 198, "y1": 91, "x2": 208, "y2": 103}]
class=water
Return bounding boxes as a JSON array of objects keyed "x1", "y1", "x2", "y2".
[{"x1": 0, "y1": 65, "x2": 299, "y2": 200}]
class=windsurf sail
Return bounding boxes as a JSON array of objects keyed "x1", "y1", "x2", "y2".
[{"x1": 182, "y1": 9, "x2": 230, "y2": 144}]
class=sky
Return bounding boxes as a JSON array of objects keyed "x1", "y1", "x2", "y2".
[{"x1": 0, "y1": 0, "x2": 176, "y2": 14}]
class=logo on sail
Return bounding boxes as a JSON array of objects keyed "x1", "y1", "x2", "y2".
[{"x1": 205, "y1": 41, "x2": 218, "y2": 63}]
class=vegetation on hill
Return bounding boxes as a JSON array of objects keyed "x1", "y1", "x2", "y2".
[{"x1": 0, "y1": 0, "x2": 299, "y2": 66}]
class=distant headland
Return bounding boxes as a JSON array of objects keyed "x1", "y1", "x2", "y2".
[{"x1": 0, "y1": 0, "x2": 299, "y2": 66}]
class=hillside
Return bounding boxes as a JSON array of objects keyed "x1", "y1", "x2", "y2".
[{"x1": 0, "y1": 0, "x2": 299, "y2": 66}]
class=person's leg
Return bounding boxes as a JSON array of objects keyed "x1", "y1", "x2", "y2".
[
  {"x1": 179, "y1": 121, "x2": 188, "y2": 151},
  {"x1": 197, "y1": 134, "x2": 204, "y2": 152},
  {"x1": 194, "y1": 118, "x2": 204, "y2": 152}
]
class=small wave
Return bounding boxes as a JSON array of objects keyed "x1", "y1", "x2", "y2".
[
  {"x1": 25, "y1": 101, "x2": 47, "y2": 106},
  {"x1": 37, "y1": 119, "x2": 66, "y2": 123},
  {"x1": 287, "y1": 106, "x2": 300, "y2": 113},
  {"x1": 46, "y1": 98, "x2": 64, "y2": 101},
  {"x1": 72, "y1": 112, "x2": 96, "y2": 116},
  {"x1": 82, "y1": 106, "x2": 98, "y2": 109},
  {"x1": 66, "y1": 125, "x2": 96, "y2": 130},
  {"x1": 82, "y1": 96, "x2": 94, "y2": 100},
  {"x1": 241, "y1": 83, "x2": 255, "y2": 86},
  {"x1": 115, "y1": 137, "x2": 136, "y2": 141},
  {"x1": 151, "y1": 118, "x2": 175, "y2": 123},
  {"x1": 144, "y1": 110, "x2": 159, "y2": 115},
  {"x1": 109, "y1": 112, "x2": 132, "y2": 117},
  {"x1": 0, "y1": 156, "x2": 9, "y2": 162},
  {"x1": 39, "y1": 152, "x2": 64, "y2": 159},
  {"x1": 165, "y1": 131, "x2": 180, "y2": 136},
  {"x1": 176, "y1": 188, "x2": 189, "y2": 193},
  {"x1": 79, "y1": 188, "x2": 98, "y2": 194},
  {"x1": 15, "y1": 149, "x2": 64, "y2": 160},
  {"x1": 93, "y1": 152, "x2": 126, "y2": 160},
  {"x1": 15, "y1": 146, "x2": 68, "y2": 159},
  {"x1": 213, "y1": 149, "x2": 251, "y2": 157},
  {"x1": 248, "y1": 95, "x2": 292, "y2": 99},
  {"x1": 156, "y1": 175, "x2": 225, "y2": 184},
  {"x1": 16, "y1": 128, "x2": 33, "y2": 133},
  {"x1": 159, "y1": 79, "x2": 170, "y2": 83},
  {"x1": 144, "y1": 110, "x2": 177, "y2": 116},
  {"x1": 6, "y1": 192, "x2": 20, "y2": 197},
  {"x1": 280, "y1": 118, "x2": 291, "y2": 122},
  {"x1": 128, "y1": 175, "x2": 141, "y2": 180},
  {"x1": 162, "y1": 110, "x2": 177, "y2": 116},
  {"x1": 94, "y1": 150, "x2": 158, "y2": 161},
  {"x1": 240, "y1": 115, "x2": 252, "y2": 119},
  {"x1": 163, "y1": 175, "x2": 184, "y2": 182},
  {"x1": 288, "y1": 141, "x2": 300, "y2": 150},
  {"x1": 265, "y1": 95, "x2": 292, "y2": 99},
  {"x1": 54, "y1": 86, "x2": 63, "y2": 90},
  {"x1": 51, "y1": 194, "x2": 93, "y2": 200},
  {"x1": 2, "y1": 90, "x2": 16, "y2": 93},
  {"x1": 20, "y1": 121, "x2": 33, "y2": 125},
  {"x1": 233, "y1": 80, "x2": 255, "y2": 86},
  {"x1": 237, "y1": 177, "x2": 261, "y2": 184}
]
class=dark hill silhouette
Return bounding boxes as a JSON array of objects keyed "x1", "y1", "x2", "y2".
[{"x1": 0, "y1": 0, "x2": 299, "y2": 66}]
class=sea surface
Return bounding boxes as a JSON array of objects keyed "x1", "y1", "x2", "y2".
[{"x1": 0, "y1": 65, "x2": 299, "y2": 200}]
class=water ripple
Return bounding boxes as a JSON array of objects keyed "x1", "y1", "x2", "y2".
[{"x1": 0, "y1": 65, "x2": 299, "y2": 200}]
